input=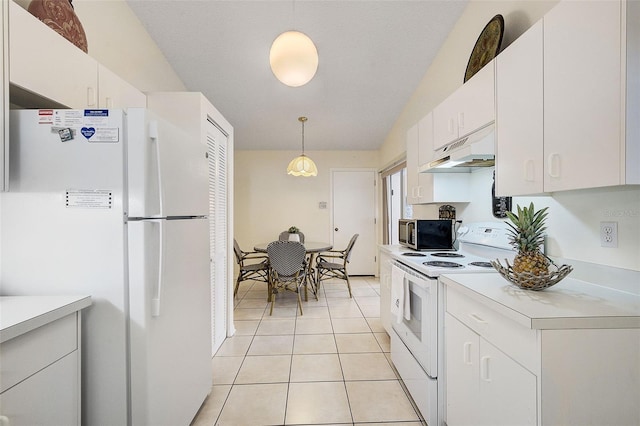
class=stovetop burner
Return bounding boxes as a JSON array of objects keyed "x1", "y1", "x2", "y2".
[
  {"x1": 423, "y1": 260, "x2": 464, "y2": 268},
  {"x1": 431, "y1": 252, "x2": 464, "y2": 258},
  {"x1": 468, "y1": 261, "x2": 494, "y2": 268},
  {"x1": 402, "y1": 252, "x2": 427, "y2": 257}
]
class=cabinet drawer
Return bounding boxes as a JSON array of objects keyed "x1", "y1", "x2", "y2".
[
  {"x1": 0, "y1": 313, "x2": 77, "y2": 393},
  {"x1": 391, "y1": 331, "x2": 437, "y2": 426},
  {"x1": 0, "y1": 351, "x2": 79, "y2": 426},
  {"x1": 446, "y1": 286, "x2": 538, "y2": 373}
]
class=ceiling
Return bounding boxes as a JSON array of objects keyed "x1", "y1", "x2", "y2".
[{"x1": 125, "y1": 1, "x2": 468, "y2": 151}]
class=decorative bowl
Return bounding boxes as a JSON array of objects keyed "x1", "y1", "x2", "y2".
[{"x1": 491, "y1": 259, "x2": 573, "y2": 291}]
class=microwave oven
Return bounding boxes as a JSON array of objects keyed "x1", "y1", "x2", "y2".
[{"x1": 398, "y1": 219, "x2": 454, "y2": 251}]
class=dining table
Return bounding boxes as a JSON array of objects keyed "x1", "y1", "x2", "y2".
[{"x1": 254, "y1": 241, "x2": 333, "y2": 301}]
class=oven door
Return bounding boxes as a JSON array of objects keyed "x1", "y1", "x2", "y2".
[{"x1": 390, "y1": 261, "x2": 438, "y2": 377}]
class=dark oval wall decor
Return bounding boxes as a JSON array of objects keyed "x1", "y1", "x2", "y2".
[
  {"x1": 463, "y1": 14, "x2": 504, "y2": 83},
  {"x1": 28, "y1": 0, "x2": 88, "y2": 53}
]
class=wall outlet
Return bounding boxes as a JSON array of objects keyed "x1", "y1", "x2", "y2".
[{"x1": 600, "y1": 221, "x2": 618, "y2": 248}]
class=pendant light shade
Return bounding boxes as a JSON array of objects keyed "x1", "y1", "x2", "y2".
[
  {"x1": 270, "y1": 31, "x2": 318, "y2": 87},
  {"x1": 287, "y1": 116, "x2": 318, "y2": 177}
]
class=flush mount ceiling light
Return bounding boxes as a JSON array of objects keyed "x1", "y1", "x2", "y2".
[
  {"x1": 270, "y1": 30, "x2": 318, "y2": 87},
  {"x1": 287, "y1": 116, "x2": 318, "y2": 177}
]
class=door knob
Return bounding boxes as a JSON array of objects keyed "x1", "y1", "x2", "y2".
[{"x1": 335, "y1": 228, "x2": 339, "y2": 231}]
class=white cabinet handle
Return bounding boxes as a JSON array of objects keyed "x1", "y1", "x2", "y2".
[
  {"x1": 463, "y1": 342, "x2": 473, "y2": 365},
  {"x1": 458, "y1": 112, "x2": 465, "y2": 130},
  {"x1": 548, "y1": 153, "x2": 561, "y2": 178},
  {"x1": 524, "y1": 160, "x2": 535, "y2": 182},
  {"x1": 105, "y1": 96, "x2": 113, "y2": 109},
  {"x1": 87, "y1": 86, "x2": 96, "y2": 106},
  {"x1": 448, "y1": 118, "x2": 455, "y2": 135},
  {"x1": 481, "y1": 355, "x2": 491, "y2": 381},
  {"x1": 468, "y1": 313, "x2": 487, "y2": 324}
]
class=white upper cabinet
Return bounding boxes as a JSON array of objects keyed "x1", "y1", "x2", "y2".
[
  {"x1": 9, "y1": 1, "x2": 98, "y2": 108},
  {"x1": 98, "y1": 65, "x2": 146, "y2": 109},
  {"x1": 9, "y1": 2, "x2": 146, "y2": 109},
  {"x1": 407, "y1": 113, "x2": 470, "y2": 204},
  {"x1": 543, "y1": 0, "x2": 638, "y2": 191},
  {"x1": 495, "y1": 0, "x2": 639, "y2": 195},
  {"x1": 495, "y1": 20, "x2": 544, "y2": 196},
  {"x1": 406, "y1": 122, "x2": 421, "y2": 204},
  {"x1": 433, "y1": 61, "x2": 495, "y2": 150}
]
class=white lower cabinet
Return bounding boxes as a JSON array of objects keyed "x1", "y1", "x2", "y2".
[
  {"x1": 445, "y1": 312, "x2": 536, "y2": 426},
  {"x1": 0, "y1": 297, "x2": 89, "y2": 426},
  {"x1": 444, "y1": 282, "x2": 640, "y2": 426},
  {"x1": 378, "y1": 249, "x2": 392, "y2": 334},
  {"x1": 0, "y1": 351, "x2": 79, "y2": 426}
]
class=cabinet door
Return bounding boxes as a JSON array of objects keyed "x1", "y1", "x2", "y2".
[
  {"x1": 378, "y1": 251, "x2": 392, "y2": 334},
  {"x1": 544, "y1": 0, "x2": 622, "y2": 191},
  {"x1": 445, "y1": 313, "x2": 480, "y2": 426},
  {"x1": 414, "y1": 112, "x2": 435, "y2": 203},
  {"x1": 406, "y1": 123, "x2": 421, "y2": 204},
  {"x1": 433, "y1": 93, "x2": 459, "y2": 150},
  {"x1": 495, "y1": 20, "x2": 544, "y2": 196},
  {"x1": 457, "y1": 61, "x2": 495, "y2": 139},
  {"x1": 98, "y1": 64, "x2": 146, "y2": 108},
  {"x1": 9, "y1": 2, "x2": 98, "y2": 108},
  {"x1": 479, "y1": 339, "x2": 537, "y2": 426}
]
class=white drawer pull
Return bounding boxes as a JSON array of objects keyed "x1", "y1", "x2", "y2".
[
  {"x1": 481, "y1": 356, "x2": 491, "y2": 381},
  {"x1": 468, "y1": 313, "x2": 487, "y2": 324}
]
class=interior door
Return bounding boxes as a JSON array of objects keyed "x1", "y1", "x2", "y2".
[
  {"x1": 331, "y1": 169, "x2": 376, "y2": 275},
  {"x1": 207, "y1": 119, "x2": 229, "y2": 355}
]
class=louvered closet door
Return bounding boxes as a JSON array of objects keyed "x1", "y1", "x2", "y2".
[{"x1": 207, "y1": 118, "x2": 229, "y2": 355}]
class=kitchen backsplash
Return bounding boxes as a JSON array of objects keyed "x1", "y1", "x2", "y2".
[{"x1": 412, "y1": 167, "x2": 640, "y2": 272}]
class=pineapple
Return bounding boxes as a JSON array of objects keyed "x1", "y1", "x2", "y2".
[{"x1": 505, "y1": 203, "x2": 550, "y2": 276}]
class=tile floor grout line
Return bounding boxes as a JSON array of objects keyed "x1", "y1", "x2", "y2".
[{"x1": 207, "y1": 277, "x2": 424, "y2": 426}]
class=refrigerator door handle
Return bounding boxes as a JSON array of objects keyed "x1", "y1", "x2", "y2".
[
  {"x1": 151, "y1": 219, "x2": 165, "y2": 317},
  {"x1": 149, "y1": 120, "x2": 165, "y2": 217}
]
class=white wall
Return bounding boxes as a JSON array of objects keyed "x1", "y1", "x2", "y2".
[
  {"x1": 74, "y1": 0, "x2": 186, "y2": 92},
  {"x1": 458, "y1": 169, "x2": 640, "y2": 271},
  {"x1": 234, "y1": 150, "x2": 378, "y2": 250},
  {"x1": 379, "y1": 0, "x2": 640, "y2": 272}
]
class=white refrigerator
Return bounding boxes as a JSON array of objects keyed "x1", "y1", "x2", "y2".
[{"x1": 1, "y1": 108, "x2": 212, "y2": 425}]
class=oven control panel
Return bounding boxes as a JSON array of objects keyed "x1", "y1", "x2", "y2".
[{"x1": 457, "y1": 222, "x2": 512, "y2": 250}]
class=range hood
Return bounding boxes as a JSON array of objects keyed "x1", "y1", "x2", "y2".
[{"x1": 419, "y1": 124, "x2": 495, "y2": 173}]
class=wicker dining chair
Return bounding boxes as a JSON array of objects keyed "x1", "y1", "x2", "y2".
[
  {"x1": 316, "y1": 234, "x2": 359, "y2": 298},
  {"x1": 266, "y1": 240, "x2": 307, "y2": 315},
  {"x1": 233, "y1": 239, "x2": 270, "y2": 298}
]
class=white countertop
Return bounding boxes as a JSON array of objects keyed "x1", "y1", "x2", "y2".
[
  {"x1": 0, "y1": 295, "x2": 92, "y2": 343},
  {"x1": 440, "y1": 273, "x2": 640, "y2": 330}
]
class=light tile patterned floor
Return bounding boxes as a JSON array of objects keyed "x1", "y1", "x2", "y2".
[{"x1": 191, "y1": 276, "x2": 426, "y2": 426}]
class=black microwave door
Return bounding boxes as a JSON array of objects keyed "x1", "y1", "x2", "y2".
[{"x1": 418, "y1": 220, "x2": 453, "y2": 249}]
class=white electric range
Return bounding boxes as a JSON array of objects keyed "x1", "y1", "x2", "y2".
[
  {"x1": 395, "y1": 221, "x2": 516, "y2": 277},
  {"x1": 389, "y1": 222, "x2": 516, "y2": 426}
]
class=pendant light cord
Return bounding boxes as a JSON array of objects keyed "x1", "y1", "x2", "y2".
[{"x1": 299, "y1": 116, "x2": 307, "y2": 156}]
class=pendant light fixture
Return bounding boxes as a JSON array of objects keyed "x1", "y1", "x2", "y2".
[
  {"x1": 269, "y1": 1, "x2": 318, "y2": 87},
  {"x1": 270, "y1": 31, "x2": 318, "y2": 87},
  {"x1": 287, "y1": 116, "x2": 318, "y2": 177}
]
